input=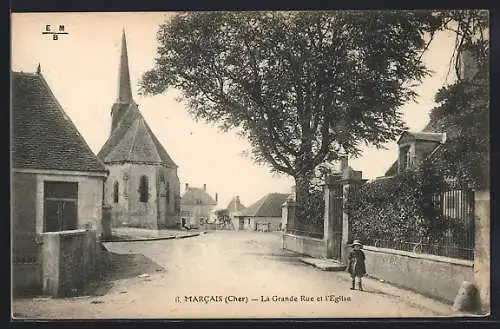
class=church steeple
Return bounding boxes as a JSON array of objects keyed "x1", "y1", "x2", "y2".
[
  {"x1": 117, "y1": 29, "x2": 133, "y2": 104},
  {"x1": 110, "y1": 29, "x2": 134, "y2": 133}
]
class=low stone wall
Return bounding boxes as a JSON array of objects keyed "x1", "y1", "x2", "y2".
[
  {"x1": 283, "y1": 233, "x2": 326, "y2": 258},
  {"x1": 363, "y1": 246, "x2": 474, "y2": 303},
  {"x1": 40, "y1": 229, "x2": 99, "y2": 297}
]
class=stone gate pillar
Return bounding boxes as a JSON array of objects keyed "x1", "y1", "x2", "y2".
[
  {"x1": 323, "y1": 174, "x2": 342, "y2": 259},
  {"x1": 473, "y1": 188, "x2": 490, "y2": 314},
  {"x1": 283, "y1": 199, "x2": 296, "y2": 232},
  {"x1": 339, "y1": 167, "x2": 366, "y2": 265}
]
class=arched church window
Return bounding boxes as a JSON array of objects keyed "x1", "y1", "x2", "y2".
[
  {"x1": 166, "y1": 182, "x2": 170, "y2": 204},
  {"x1": 139, "y1": 175, "x2": 149, "y2": 203},
  {"x1": 113, "y1": 181, "x2": 119, "y2": 203}
]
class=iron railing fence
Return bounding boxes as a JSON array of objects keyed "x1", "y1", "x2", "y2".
[
  {"x1": 431, "y1": 185, "x2": 475, "y2": 259},
  {"x1": 284, "y1": 181, "x2": 475, "y2": 261},
  {"x1": 364, "y1": 237, "x2": 474, "y2": 261}
]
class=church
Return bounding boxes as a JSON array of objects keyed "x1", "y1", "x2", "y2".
[{"x1": 98, "y1": 31, "x2": 181, "y2": 229}]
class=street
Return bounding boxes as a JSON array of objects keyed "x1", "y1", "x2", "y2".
[{"x1": 13, "y1": 231, "x2": 454, "y2": 319}]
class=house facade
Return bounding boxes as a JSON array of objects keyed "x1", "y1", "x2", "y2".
[
  {"x1": 382, "y1": 129, "x2": 474, "y2": 244},
  {"x1": 234, "y1": 193, "x2": 289, "y2": 232},
  {"x1": 180, "y1": 184, "x2": 218, "y2": 229},
  {"x1": 97, "y1": 31, "x2": 181, "y2": 229},
  {"x1": 385, "y1": 131, "x2": 446, "y2": 176},
  {"x1": 12, "y1": 68, "x2": 108, "y2": 294},
  {"x1": 226, "y1": 196, "x2": 246, "y2": 224}
]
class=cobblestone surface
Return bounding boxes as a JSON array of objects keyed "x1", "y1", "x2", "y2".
[{"x1": 13, "y1": 231, "x2": 455, "y2": 319}]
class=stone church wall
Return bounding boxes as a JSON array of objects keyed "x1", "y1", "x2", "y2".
[
  {"x1": 156, "y1": 166, "x2": 181, "y2": 228},
  {"x1": 105, "y1": 163, "x2": 180, "y2": 229},
  {"x1": 105, "y1": 164, "x2": 129, "y2": 227},
  {"x1": 126, "y1": 164, "x2": 158, "y2": 229}
]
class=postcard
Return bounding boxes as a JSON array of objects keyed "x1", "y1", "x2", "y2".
[{"x1": 10, "y1": 10, "x2": 490, "y2": 319}]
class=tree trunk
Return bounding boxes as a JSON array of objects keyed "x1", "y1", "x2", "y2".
[{"x1": 294, "y1": 173, "x2": 313, "y2": 231}]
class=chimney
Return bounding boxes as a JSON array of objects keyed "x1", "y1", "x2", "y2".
[
  {"x1": 185, "y1": 183, "x2": 189, "y2": 191},
  {"x1": 203, "y1": 184, "x2": 206, "y2": 191},
  {"x1": 236, "y1": 196, "x2": 240, "y2": 203},
  {"x1": 215, "y1": 193, "x2": 218, "y2": 203}
]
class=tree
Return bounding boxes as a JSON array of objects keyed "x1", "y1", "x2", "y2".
[
  {"x1": 422, "y1": 10, "x2": 489, "y2": 188},
  {"x1": 139, "y1": 11, "x2": 444, "y2": 224},
  {"x1": 425, "y1": 51, "x2": 489, "y2": 188},
  {"x1": 423, "y1": 10, "x2": 489, "y2": 82}
]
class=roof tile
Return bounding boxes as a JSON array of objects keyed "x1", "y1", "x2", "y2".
[
  {"x1": 226, "y1": 197, "x2": 246, "y2": 212},
  {"x1": 97, "y1": 103, "x2": 177, "y2": 167},
  {"x1": 12, "y1": 72, "x2": 107, "y2": 173},
  {"x1": 181, "y1": 187, "x2": 217, "y2": 205},
  {"x1": 237, "y1": 193, "x2": 289, "y2": 217}
]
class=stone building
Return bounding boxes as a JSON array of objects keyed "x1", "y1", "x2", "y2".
[
  {"x1": 385, "y1": 131, "x2": 447, "y2": 175},
  {"x1": 98, "y1": 31, "x2": 180, "y2": 229},
  {"x1": 12, "y1": 68, "x2": 108, "y2": 295},
  {"x1": 234, "y1": 193, "x2": 289, "y2": 232},
  {"x1": 180, "y1": 184, "x2": 218, "y2": 229},
  {"x1": 225, "y1": 196, "x2": 246, "y2": 222}
]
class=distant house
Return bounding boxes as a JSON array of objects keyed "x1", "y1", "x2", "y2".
[
  {"x1": 226, "y1": 196, "x2": 246, "y2": 223},
  {"x1": 12, "y1": 68, "x2": 108, "y2": 294},
  {"x1": 234, "y1": 193, "x2": 289, "y2": 232},
  {"x1": 180, "y1": 184, "x2": 218, "y2": 229}
]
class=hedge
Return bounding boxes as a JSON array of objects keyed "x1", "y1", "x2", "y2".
[{"x1": 348, "y1": 160, "x2": 470, "y2": 246}]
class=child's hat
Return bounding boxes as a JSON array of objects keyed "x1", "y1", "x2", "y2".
[{"x1": 351, "y1": 240, "x2": 363, "y2": 247}]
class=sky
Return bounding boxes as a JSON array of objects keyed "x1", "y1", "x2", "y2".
[{"x1": 11, "y1": 12, "x2": 457, "y2": 209}]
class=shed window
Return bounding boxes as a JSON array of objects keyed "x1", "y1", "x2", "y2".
[
  {"x1": 44, "y1": 181, "x2": 78, "y2": 232},
  {"x1": 139, "y1": 175, "x2": 149, "y2": 203},
  {"x1": 113, "y1": 181, "x2": 119, "y2": 203}
]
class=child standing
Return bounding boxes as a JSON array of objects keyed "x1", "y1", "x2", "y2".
[{"x1": 347, "y1": 240, "x2": 366, "y2": 291}]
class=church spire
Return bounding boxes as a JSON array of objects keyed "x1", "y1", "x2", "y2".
[
  {"x1": 110, "y1": 29, "x2": 135, "y2": 133},
  {"x1": 117, "y1": 29, "x2": 133, "y2": 104}
]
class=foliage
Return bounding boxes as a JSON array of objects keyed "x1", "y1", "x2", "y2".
[
  {"x1": 214, "y1": 209, "x2": 229, "y2": 220},
  {"x1": 348, "y1": 161, "x2": 465, "y2": 244},
  {"x1": 140, "y1": 11, "x2": 437, "y2": 223},
  {"x1": 299, "y1": 185, "x2": 325, "y2": 233},
  {"x1": 424, "y1": 10, "x2": 489, "y2": 81},
  {"x1": 423, "y1": 10, "x2": 489, "y2": 189},
  {"x1": 425, "y1": 44, "x2": 489, "y2": 188}
]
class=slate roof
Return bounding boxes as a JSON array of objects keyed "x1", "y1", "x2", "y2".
[
  {"x1": 384, "y1": 160, "x2": 398, "y2": 177},
  {"x1": 97, "y1": 103, "x2": 177, "y2": 167},
  {"x1": 12, "y1": 71, "x2": 107, "y2": 173},
  {"x1": 226, "y1": 197, "x2": 246, "y2": 213},
  {"x1": 181, "y1": 187, "x2": 217, "y2": 206},
  {"x1": 236, "y1": 193, "x2": 289, "y2": 218},
  {"x1": 397, "y1": 131, "x2": 446, "y2": 144}
]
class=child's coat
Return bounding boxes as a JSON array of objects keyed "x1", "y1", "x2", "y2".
[{"x1": 347, "y1": 249, "x2": 367, "y2": 277}]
